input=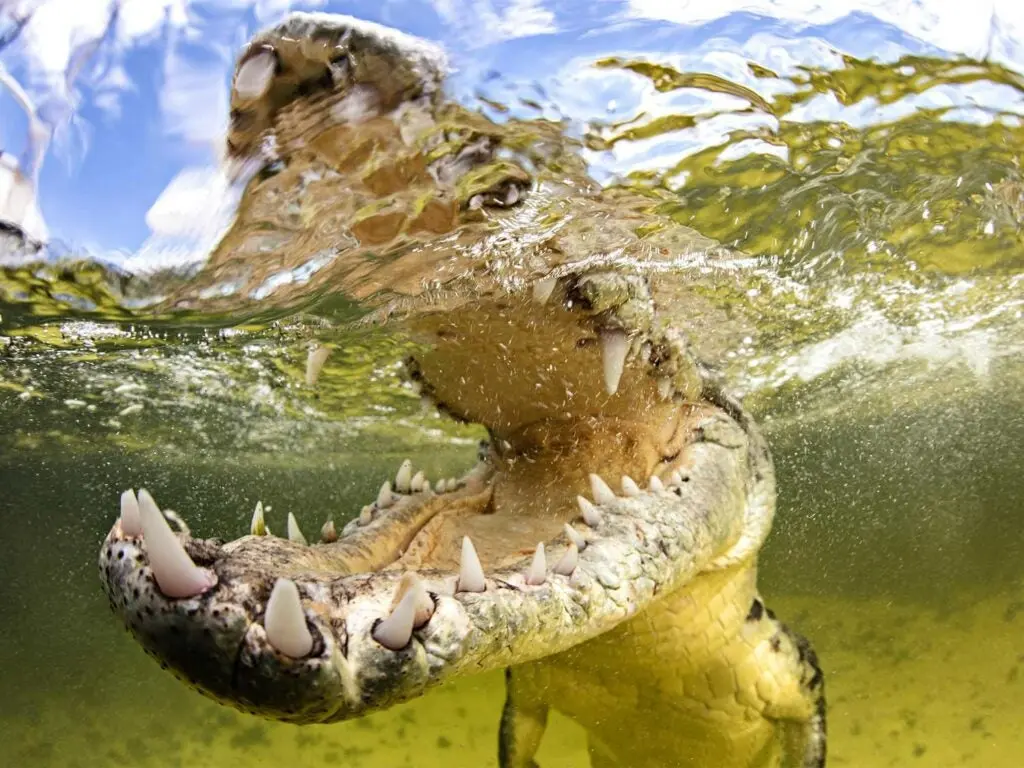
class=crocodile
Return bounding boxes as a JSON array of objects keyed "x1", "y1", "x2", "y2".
[{"x1": 98, "y1": 13, "x2": 826, "y2": 768}]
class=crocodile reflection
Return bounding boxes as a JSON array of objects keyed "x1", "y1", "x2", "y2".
[{"x1": 99, "y1": 13, "x2": 826, "y2": 768}]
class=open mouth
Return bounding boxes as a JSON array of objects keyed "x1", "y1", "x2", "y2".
[{"x1": 98, "y1": 275, "x2": 774, "y2": 724}]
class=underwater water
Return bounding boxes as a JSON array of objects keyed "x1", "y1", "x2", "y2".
[{"x1": 1, "y1": 1, "x2": 1023, "y2": 766}]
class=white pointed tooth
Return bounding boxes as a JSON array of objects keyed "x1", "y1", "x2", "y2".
[
  {"x1": 249, "y1": 501, "x2": 267, "y2": 536},
  {"x1": 657, "y1": 377, "x2": 673, "y2": 401},
  {"x1": 410, "y1": 470, "x2": 426, "y2": 493},
  {"x1": 621, "y1": 476, "x2": 641, "y2": 497},
  {"x1": 264, "y1": 578, "x2": 313, "y2": 658},
  {"x1": 589, "y1": 473, "x2": 616, "y2": 505},
  {"x1": 599, "y1": 329, "x2": 629, "y2": 396},
  {"x1": 532, "y1": 276, "x2": 557, "y2": 304},
  {"x1": 553, "y1": 542, "x2": 579, "y2": 576},
  {"x1": 390, "y1": 572, "x2": 434, "y2": 628},
  {"x1": 649, "y1": 475, "x2": 665, "y2": 492},
  {"x1": 320, "y1": 519, "x2": 338, "y2": 543},
  {"x1": 137, "y1": 489, "x2": 215, "y2": 599},
  {"x1": 377, "y1": 481, "x2": 394, "y2": 508},
  {"x1": 287, "y1": 513, "x2": 308, "y2": 545},
  {"x1": 395, "y1": 460, "x2": 413, "y2": 493},
  {"x1": 358, "y1": 505, "x2": 374, "y2": 526},
  {"x1": 457, "y1": 536, "x2": 486, "y2": 593},
  {"x1": 373, "y1": 584, "x2": 418, "y2": 650},
  {"x1": 447, "y1": 477, "x2": 458, "y2": 490},
  {"x1": 669, "y1": 469, "x2": 684, "y2": 486},
  {"x1": 435, "y1": 479, "x2": 447, "y2": 493},
  {"x1": 525, "y1": 543, "x2": 546, "y2": 586},
  {"x1": 120, "y1": 489, "x2": 141, "y2": 536},
  {"x1": 423, "y1": 479, "x2": 432, "y2": 493},
  {"x1": 305, "y1": 345, "x2": 330, "y2": 386},
  {"x1": 563, "y1": 523, "x2": 587, "y2": 551},
  {"x1": 577, "y1": 496, "x2": 602, "y2": 527},
  {"x1": 234, "y1": 49, "x2": 276, "y2": 100}
]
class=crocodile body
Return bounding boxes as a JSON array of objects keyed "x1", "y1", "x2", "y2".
[{"x1": 98, "y1": 13, "x2": 825, "y2": 767}]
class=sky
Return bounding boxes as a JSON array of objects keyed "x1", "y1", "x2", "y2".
[{"x1": 2, "y1": 0, "x2": 1024, "y2": 265}]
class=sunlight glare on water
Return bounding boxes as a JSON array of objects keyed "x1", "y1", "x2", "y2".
[{"x1": 1, "y1": 1, "x2": 1022, "y2": 767}]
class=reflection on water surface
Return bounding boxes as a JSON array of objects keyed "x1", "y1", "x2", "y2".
[{"x1": 1, "y1": 1, "x2": 1022, "y2": 766}]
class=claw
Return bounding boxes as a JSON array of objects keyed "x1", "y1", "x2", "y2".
[{"x1": 264, "y1": 578, "x2": 313, "y2": 658}]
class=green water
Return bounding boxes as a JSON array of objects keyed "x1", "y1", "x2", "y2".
[{"x1": 3, "y1": 10, "x2": 1024, "y2": 768}]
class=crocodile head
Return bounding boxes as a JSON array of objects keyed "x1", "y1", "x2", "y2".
[{"x1": 98, "y1": 13, "x2": 775, "y2": 725}]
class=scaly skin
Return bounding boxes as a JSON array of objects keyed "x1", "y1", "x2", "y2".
[{"x1": 98, "y1": 13, "x2": 825, "y2": 767}]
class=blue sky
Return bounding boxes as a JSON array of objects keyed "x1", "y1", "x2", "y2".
[{"x1": 2, "y1": 0, "x2": 1024, "y2": 264}]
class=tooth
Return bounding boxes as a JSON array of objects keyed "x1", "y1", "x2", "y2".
[
  {"x1": 137, "y1": 489, "x2": 215, "y2": 599},
  {"x1": 395, "y1": 460, "x2": 413, "y2": 493},
  {"x1": 600, "y1": 329, "x2": 629, "y2": 396},
  {"x1": 525, "y1": 543, "x2": 546, "y2": 586},
  {"x1": 577, "y1": 496, "x2": 602, "y2": 527},
  {"x1": 447, "y1": 477, "x2": 457, "y2": 490},
  {"x1": 410, "y1": 470, "x2": 426, "y2": 492},
  {"x1": 589, "y1": 474, "x2": 616, "y2": 505},
  {"x1": 305, "y1": 345, "x2": 330, "y2": 386},
  {"x1": 264, "y1": 578, "x2": 313, "y2": 658},
  {"x1": 435, "y1": 479, "x2": 447, "y2": 493},
  {"x1": 457, "y1": 536, "x2": 486, "y2": 593},
  {"x1": 120, "y1": 490, "x2": 141, "y2": 536},
  {"x1": 287, "y1": 513, "x2": 308, "y2": 545},
  {"x1": 563, "y1": 523, "x2": 587, "y2": 551},
  {"x1": 532, "y1": 276, "x2": 557, "y2": 304},
  {"x1": 234, "y1": 48, "x2": 276, "y2": 100},
  {"x1": 358, "y1": 505, "x2": 374, "y2": 526},
  {"x1": 250, "y1": 501, "x2": 267, "y2": 536},
  {"x1": 377, "y1": 482, "x2": 394, "y2": 508},
  {"x1": 621, "y1": 476, "x2": 641, "y2": 497},
  {"x1": 649, "y1": 475, "x2": 665, "y2": 492},
  {"x1": 320, "y1": 519, "x2": 338, "y2": 543},
  {"x1": 669, "y1": 470, "x2": 684, "y2": 485},
  {"x1": 553, "y1": 542, "x2": 579, "y2": 576},
  {"x1": 373, "y1": 584, "x2": 418, "y2": 650},
  {"x1": 657, "y1": 377, "x2": 673, "y2": 401},
  {"x1": 390, "y1": 572, "x2": 434, "y2": 628}
]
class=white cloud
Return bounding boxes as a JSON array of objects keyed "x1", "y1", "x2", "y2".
[
  {"x1": 626, "y1": 0, "x2": 1024, "y2": 69},
  {"x1": 430, "y1": 0, "x2": 556, "y2": 48}
]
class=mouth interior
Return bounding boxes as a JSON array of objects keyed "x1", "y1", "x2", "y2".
[{"x1": 270, "y1": 291, "x2": 706, "y2": 578}]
